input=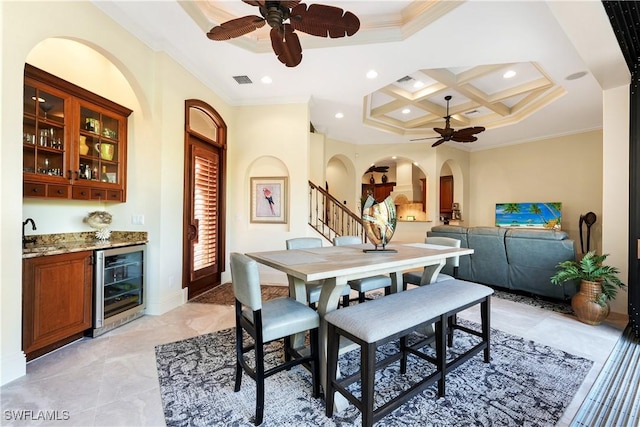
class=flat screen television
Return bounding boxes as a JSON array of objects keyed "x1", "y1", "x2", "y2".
[{"x1": 495, "y1": 202, "x2": 562, "y2": 230}]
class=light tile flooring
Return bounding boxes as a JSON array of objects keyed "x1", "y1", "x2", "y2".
[{"x1": 0, "y1": 288, "x2": 628, "y2": 427}]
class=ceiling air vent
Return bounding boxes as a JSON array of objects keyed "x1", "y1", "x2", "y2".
[
  {"x1": 396, "y1": 76, "x2": 413, "y2": 83},
  {"x1": 232, "y1": 75, "x2": 253, "y2": 84}
]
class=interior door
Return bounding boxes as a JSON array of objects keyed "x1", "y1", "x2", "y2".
[{"x1": 183, "y1": 100, "x2": 226, "y2": 299}]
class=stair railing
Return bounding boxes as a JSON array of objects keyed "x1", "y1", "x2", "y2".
[{"x1": 308, "y1": 181, "x2": 365, "y2": 242}]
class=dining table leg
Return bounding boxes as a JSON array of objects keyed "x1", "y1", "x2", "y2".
[{"x1": 316, "y1": 276, "x2": 352, "y2": 413}]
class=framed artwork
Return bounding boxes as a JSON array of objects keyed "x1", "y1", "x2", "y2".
[
  {"x1": 495, "y1": 202, "x2": 562, "y2": 230},
  {"x1": 250, "y1": 177, "x2": 288, "y2": 223}
]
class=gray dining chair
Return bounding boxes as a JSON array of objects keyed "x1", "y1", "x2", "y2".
[
  {"x1": 285, "y1": 237, "x2": 351, "y2": 308},
  {"x1": 402, "y1": 236, "x2": 461, "y2": 289},
  {"x1": 230, "y1": 252, "x2": 320, "y2": 426},
  {"x1": 333, "y1": 235, "x2": 392, "y2": 303}
]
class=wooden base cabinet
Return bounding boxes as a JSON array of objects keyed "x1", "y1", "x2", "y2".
[{"x1": 22, "y1": 251, "x2": 93, "y2": 361}]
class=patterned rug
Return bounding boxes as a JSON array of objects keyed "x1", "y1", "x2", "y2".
[
  {"x1": 190, "y1": 282, "x2": 573, "y2": 314},
  {"x1": 155, "y1": 320, "x2": 593, "y2": 426}
]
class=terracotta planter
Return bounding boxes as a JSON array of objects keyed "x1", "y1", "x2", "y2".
[{"x1": 571, "y1": 280, "x2": 610, "y2": 325}]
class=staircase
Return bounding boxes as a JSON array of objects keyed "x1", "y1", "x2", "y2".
[{"x1": 308, "y1": 180, "x2": 365, "y2": 243}]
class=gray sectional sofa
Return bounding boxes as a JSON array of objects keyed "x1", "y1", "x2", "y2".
[{"x1": 427, "y1": 225, "x2": 578, "y2": 300}]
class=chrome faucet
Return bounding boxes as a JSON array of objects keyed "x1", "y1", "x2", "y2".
[{"x1": 22, "y1": 218, "x2": 37, "y2": 248}]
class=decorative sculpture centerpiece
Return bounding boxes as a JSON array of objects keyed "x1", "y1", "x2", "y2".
[
  {"x1": 83, "y1": 210, "x2": 112, "y2": 241},
  {"x1": 361, "y1": 195, "x2": 397, "y2": 252}
]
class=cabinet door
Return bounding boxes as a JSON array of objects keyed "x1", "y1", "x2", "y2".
[
  {"x1": 23, "y1": 80, "x2": 72, "y2": 196},
  {"x1": 22, "y1": 251, "x2": 93, "y2": 359},
  {"x1": 440, "y1": 175, "x2": 454, "y2": 214}
]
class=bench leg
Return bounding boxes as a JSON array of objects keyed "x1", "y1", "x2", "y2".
[
  {"x1": 481, "y1": 298, "x2": 491, "y2": 363},
  {"x1": 362, "y1": 342, "x2": 376, "y2": 427},
  {"x1": 436, "y1": 316, "x2": 446, "y2": 397},
  {"x1": 325, "y1": 323, "x2": 340, "y2": 417},
  {"x1": 400, "y1": 335, "x2": 408, "y2": 374}
]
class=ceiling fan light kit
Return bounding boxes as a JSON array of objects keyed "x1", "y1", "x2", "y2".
[
  {"x1": 411, "y1": 95, "x2": 486, "y2": 147},
  {"x1": 207, "y1": 0, "x2": 360, "y2": 67}
]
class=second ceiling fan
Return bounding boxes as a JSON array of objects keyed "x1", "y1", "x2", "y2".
[
  {"x1": 411, "y1": 96, "x2": 486, "y2": 147},
  {"x1": 207, "y1": 0, "x2": 360, "y2": 67}
]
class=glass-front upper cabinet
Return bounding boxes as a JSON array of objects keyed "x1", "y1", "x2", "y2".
[
  {"x1": 77, "y1": 106, "x2": 122, "y2": 185},
  {"x1": 22, "y1": 83, "x2": 69, "y2": 181},
  {"x1": 23, "y1": 64, "x2": 132, "y2": 202}
]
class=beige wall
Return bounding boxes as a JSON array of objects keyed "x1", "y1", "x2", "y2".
[{"x1": 468, "y1": 131, "x2": 603, "y2": 252}]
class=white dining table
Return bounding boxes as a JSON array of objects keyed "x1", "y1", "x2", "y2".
[{"x1": 246, "y1": 242, "x2": 474, "y2": 410}]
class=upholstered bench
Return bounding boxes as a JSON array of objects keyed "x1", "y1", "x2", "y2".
[{"x1": 324, "y1": 279, "x2": 493, "y2": 427}]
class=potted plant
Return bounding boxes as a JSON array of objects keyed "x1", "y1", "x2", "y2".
[{"x1": 551, "y1": 251, "x2": 626, "y2": 325}]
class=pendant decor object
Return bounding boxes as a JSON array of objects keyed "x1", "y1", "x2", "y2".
[
  {"x1": 369, "y1": 174, "x2": 375, "y2": 184},
  {"x1": 362, "y1": 195, "x2": 397, "y2": 253},
  {"x1": 83, "y1": 210, "x2": 113, "y2": 241},
  {"x1": 381, "y1": 173, "x2": 388, "y2": 183},
  {"x1": 572, "y1": 280, "x2": 610, "y2": 325}
]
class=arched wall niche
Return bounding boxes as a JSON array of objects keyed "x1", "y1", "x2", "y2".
[
  {"x1": 326, "y1": 154, "x2": 356, "y2": 211},
  {"x1": 26, "y1": 38, "x2": 149, "y2": 120},
  {"x1": 246, "y1": 156, "x2": 290, "y2": 230},
  {"x1": 439, "y1": 159, "x2": 465, "y2": 221}
]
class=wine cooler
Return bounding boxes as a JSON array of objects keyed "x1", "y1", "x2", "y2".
[{"x1": 91, "y1": 244, "x2": 146, "y2": 337}]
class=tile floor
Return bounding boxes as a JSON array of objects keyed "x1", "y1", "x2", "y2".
[{"x1": 0, "y1": 288, "x2": 628, "y2": 427}]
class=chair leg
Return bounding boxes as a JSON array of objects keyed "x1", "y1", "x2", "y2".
[
  {"x1": 234, "y1": 321, "x2": 243, "y2": 392},
  {"x1": 384, "y1": 286, "x2": 391, "y2": 296},
  {"x1": 284, "y1": 335, "x2": 292, "y2": 363},
  {"x1": 358, "y1": 291, "x2": 365, "y2": 303},
  {"x1": 255, "y1": 341, "x2": 265, "y2": 426},
  {"x1": 342, "y1": 294, "x2": 350, "y2": 307}
]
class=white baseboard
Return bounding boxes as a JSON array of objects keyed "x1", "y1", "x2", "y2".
[
  {"x1": 0, "y1": 350, "x2": 27, "y2": 386},
  {"x1": 145, "y1": 288, "x2": 186, "y2": 316}
]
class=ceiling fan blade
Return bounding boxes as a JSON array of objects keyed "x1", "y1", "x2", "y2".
[
  {"x1": 270, "y1": 24, "x2": 302, "y2": 67},
  {"x1": 207, "y1": 16, "x2": 265, "y2": 40},
  {"x1": 451, "y1": 135, "x2": 478, "y2": 143},
  {"x1": 242, "y1": 0, "x2": 265, "y2": 7},
  {"x1": 290, "y1": 3, "x2": 360, "y2": 38},
  {"x1": 454, "y1": 126, "x2": 486, "y2": 136},
  {"x1": 431, "y1": 138, "x2": 447, "y2": 147}
]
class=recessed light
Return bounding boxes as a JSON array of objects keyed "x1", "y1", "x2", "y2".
[
  {"x1": 402, "y1": 108, "x2": 411, "y2": 114},
  {"x1": 31, "y1": 96, "x2": 45, "y2": 102},
  {"x1": 413, "y1": 81, "x2": 424, "y2": 89},
  {"x1": 335, "y1": 112, "x2": 344, "y2": 119},
  {"x1": 566, "y1": 71, "x2": 588, "y2": 81},
  {"x1": 391, "y1": 156, "x2": 397, "y2": 160},
  {"x1": 503, "y1": 70, "x2": 516, "y2": 79},
  {"x1": 261, "y1": 76, "x2": 272, "y2": 84},
  {"x1": 366, "y1": 70, "x2": 378, "y2": 79}
]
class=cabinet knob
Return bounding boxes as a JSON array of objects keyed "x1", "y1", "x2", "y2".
[
  {"x1": 32, "y1": 188, "x2": 39, "y2": 193},
  {"x1": 80, "y1": 191, "x2": 87, "y2": 196},
  {"x1": 57, "y1": 189, "x2": 63, "y2": 194}
]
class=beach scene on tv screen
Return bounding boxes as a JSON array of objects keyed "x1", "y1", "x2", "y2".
[{"x1": 495, "y1": 202, "x2": 562, "y2": 229}]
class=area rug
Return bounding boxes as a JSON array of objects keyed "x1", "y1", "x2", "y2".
[
  {"x1": 189, "y1": 282, "x2": 572, "y2": 315},
  {"x1": 155, "y1": 320, "x2": 593, "y2": 426}
]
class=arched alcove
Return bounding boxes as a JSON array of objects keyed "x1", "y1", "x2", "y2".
[
  {"x1": 439, "y1": 159, "x2": 464, "y2": 222},
  {"x1": 247, "y1": 156, "x2": 290, "y2": 227},
  {"x1": 326, "y1": 154, "x2": 356, "y2": 211}
]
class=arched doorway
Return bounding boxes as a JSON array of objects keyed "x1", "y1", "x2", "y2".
[{"x1": 183, "y1": 100, "x2": 227, "y2": 299}]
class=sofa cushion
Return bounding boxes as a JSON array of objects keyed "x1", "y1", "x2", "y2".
[
  {"x1": 466, "y1": 226, "x2": 509, "y2": 288},
  {"x1": 504, "y1": 228, "x2": 577, "y2": 299}
]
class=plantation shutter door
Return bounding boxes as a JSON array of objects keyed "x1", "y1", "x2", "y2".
[{"x1": 190, "y1": 145, "x2": 219, "y2": 281}]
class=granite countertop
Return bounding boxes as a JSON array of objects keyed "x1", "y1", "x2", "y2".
[{"x1": 22, "y1": 231, "x2": 148, "y2": 259}]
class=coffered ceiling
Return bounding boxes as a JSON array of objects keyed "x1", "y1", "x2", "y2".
[{"x1": 93, "y1": 0, "x2": 627, "y2": 151}]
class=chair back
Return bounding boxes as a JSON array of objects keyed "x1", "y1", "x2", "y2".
[
  {"x1": 286, "y1": 237, "x2": 323, "y2": 250},
  {"x1": 333, "y1": 235, "x2": 361, "y2": 246},
  {"x1": 230, "y1": 252, "x2": 262, "y2": 311},
  {"x1": 426, "y1": 236, "x2": 461, "y2": 268}
]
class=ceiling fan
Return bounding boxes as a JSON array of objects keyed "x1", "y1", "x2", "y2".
[
  {"x1": 365, "y1": 165, "x2": 389, "y2": 174},
  {"x1": 411, "y1": 96, "x2": 486, "y2": 147},
  {"x1": 206, "y1": 0, "x2": 360, "y2": 67}
]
